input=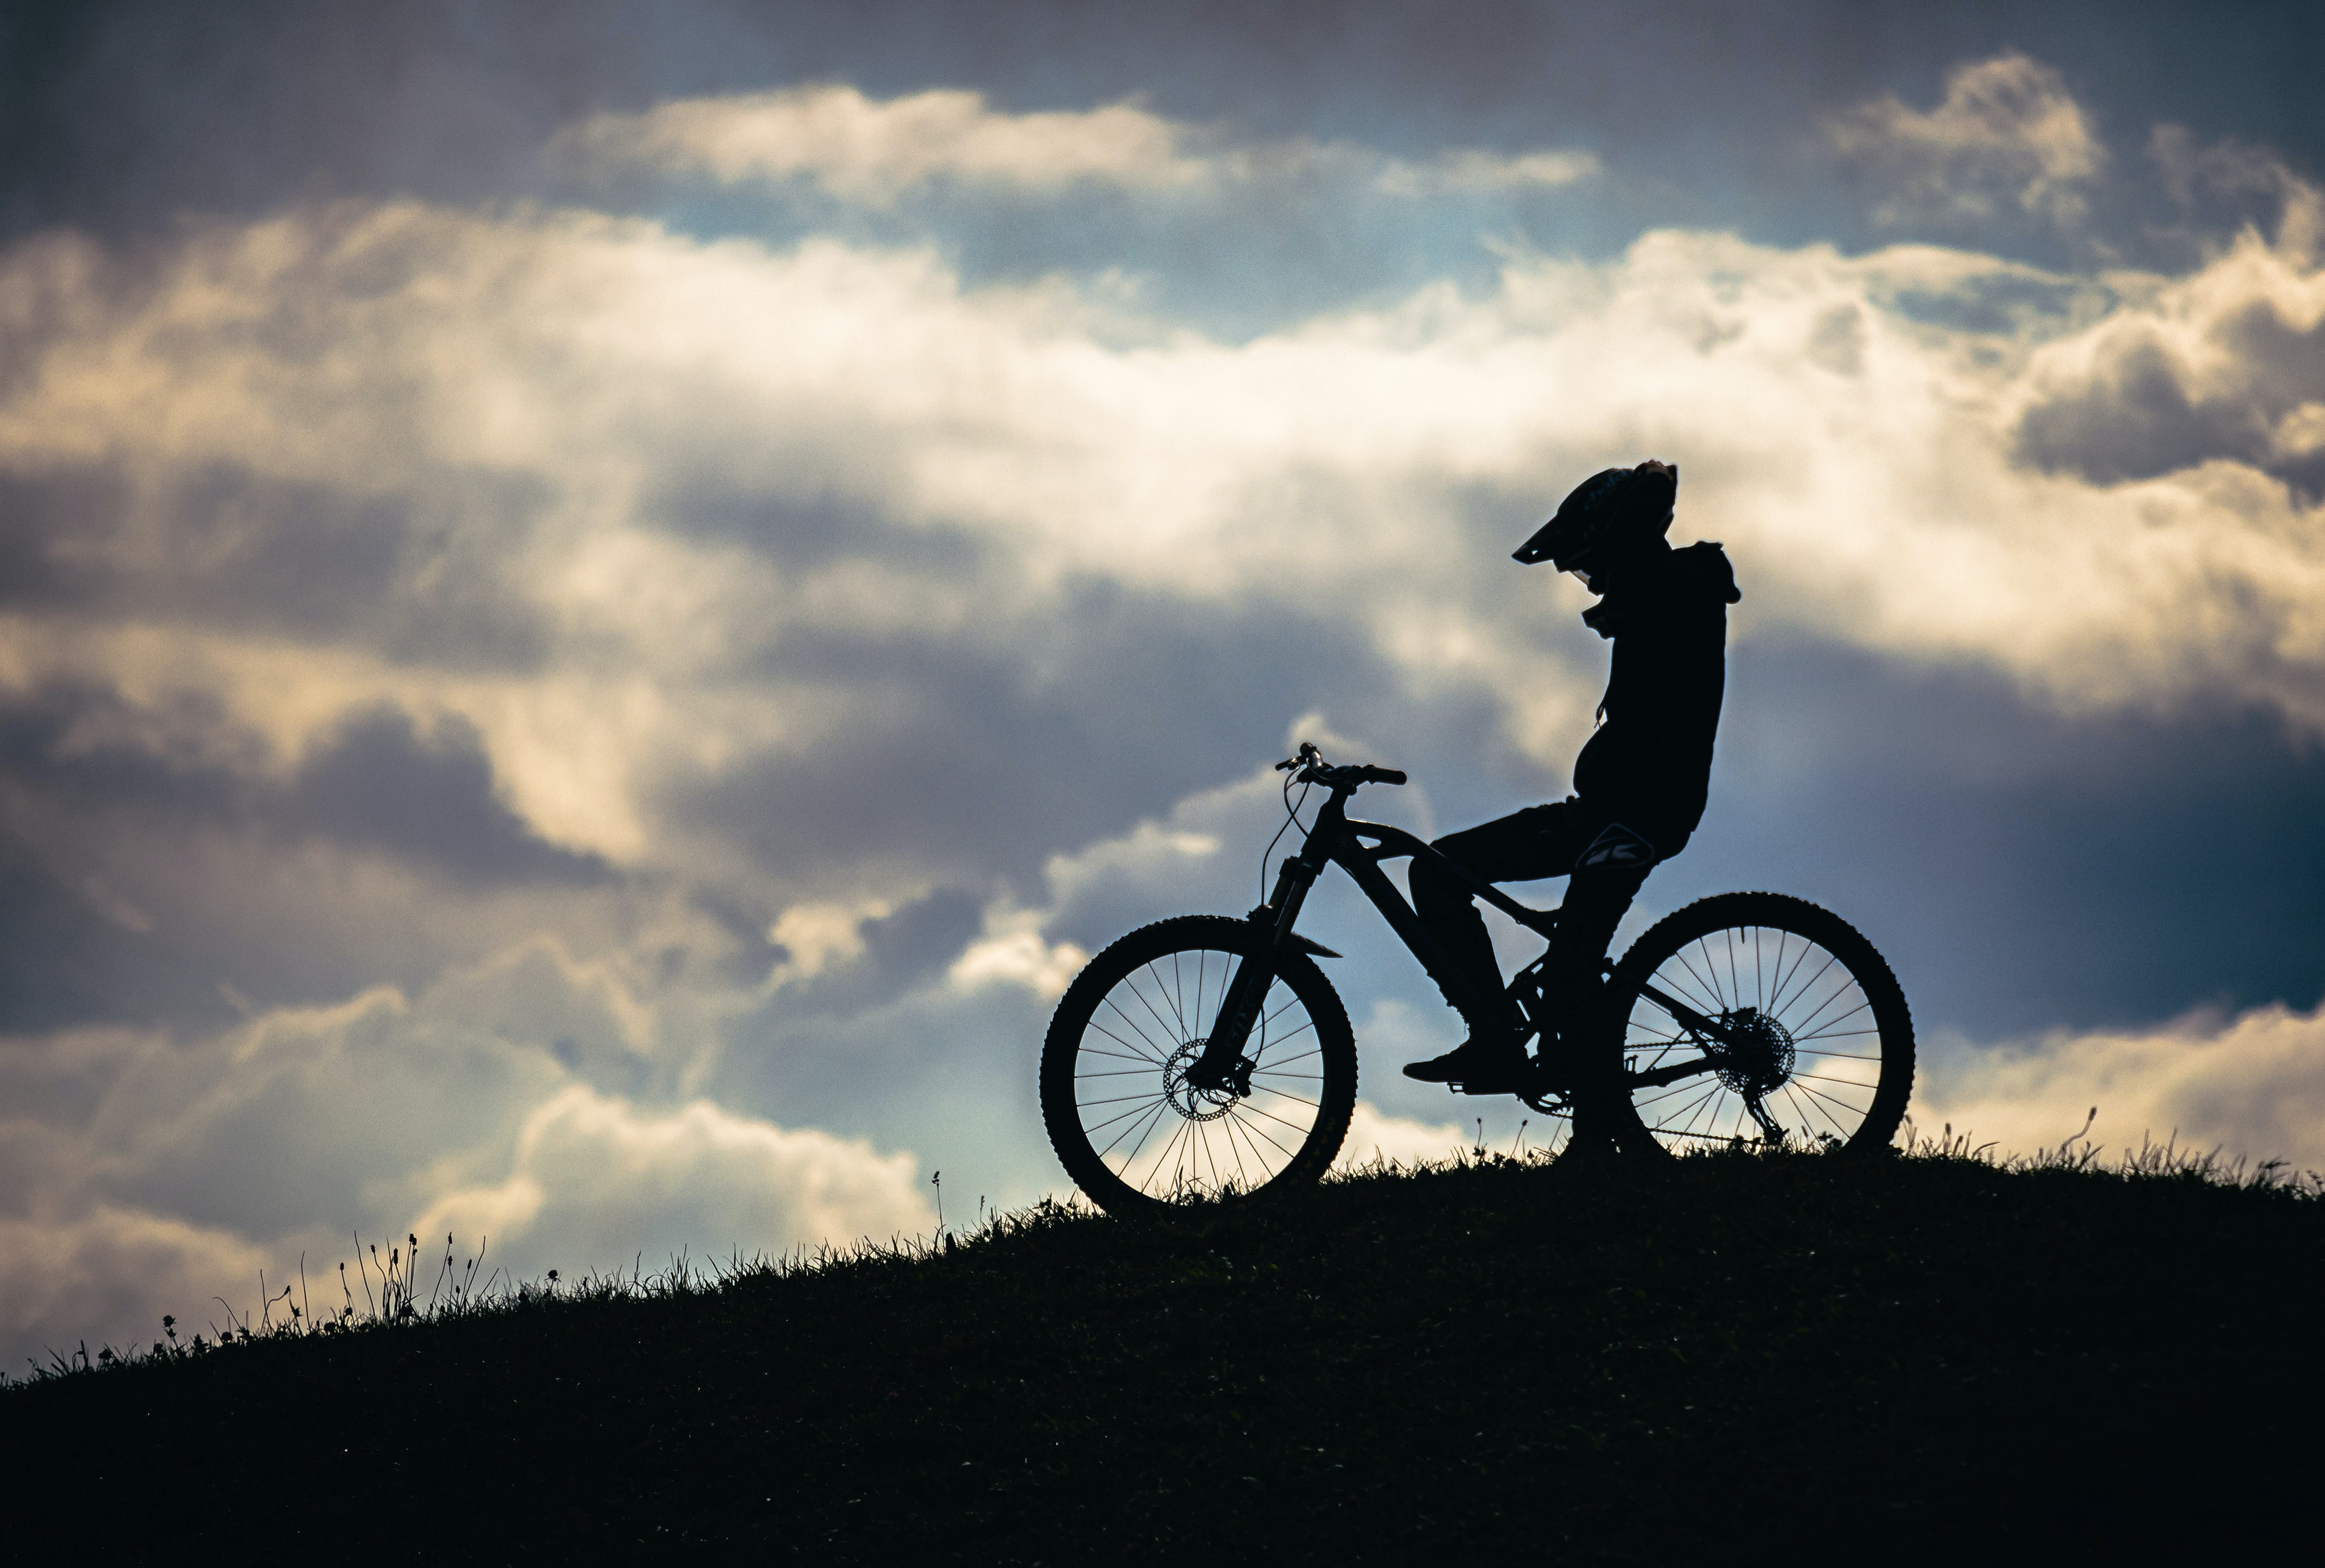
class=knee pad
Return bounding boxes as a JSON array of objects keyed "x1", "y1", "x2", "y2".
[{"x1": 1575, "y1": 821, "x2": 1657, "y2": 873}]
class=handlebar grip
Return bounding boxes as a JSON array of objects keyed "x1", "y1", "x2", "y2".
[{"x1": 1365, "y1": 767, "x2": 1408, "y2": 786}]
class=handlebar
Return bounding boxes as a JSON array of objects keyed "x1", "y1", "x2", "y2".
[{"x1": 1274, "y1": 742, "x2": 1407, "y2": 791}]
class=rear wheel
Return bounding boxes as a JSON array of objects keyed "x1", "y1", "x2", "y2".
[
  {"x1": 1040, "y1": 915, "x2": 1357, "y2": 1216},
  {"x1": 1598, "y1": 893, "x2": 1913, "y2": 1156}
]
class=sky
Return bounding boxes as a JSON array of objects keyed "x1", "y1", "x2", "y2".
[{"x1": 3, "y1": 0, "x2": 2323, "y2": 1367}]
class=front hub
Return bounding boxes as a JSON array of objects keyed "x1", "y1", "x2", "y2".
[{"x1": 1164, "y1": 1041, "x2": 1245, "y2": 1119}]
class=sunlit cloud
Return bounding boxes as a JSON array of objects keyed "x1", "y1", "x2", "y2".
[
  {"x1": 1913, "y1": 999, "x2": 2325, "y2": 1172},
  {"x1": 0, "y1": 938, "x2": 934, "y2": 1361},
  {"x1": 1333, "y1": 1100, "x2": 1470, "y2": 1170},
  {"x1": 2013, "y1": 213, "x2": 2325, "y2": 497},
  {"x1": 7, "y1": 181, "x2": 2321, "y2": 847},
  {"x1": 555, "y1": 83, "x2": 1599, "y2": 211},
  {"x1": 1372, "y1": 148, "x2": 1602, "y2": 198},
  {"x1": 1828, "y1": 52, "x2": 2106, "y2": 230},
  {"x1": 552, "y1": 85, "x2": 1211, "y2": 203},
  {"x1": 413, "y1": 1083, "x2": 934, "y2": 1266}
]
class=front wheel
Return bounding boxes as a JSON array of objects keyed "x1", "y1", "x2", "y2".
[
  {"x1": 1040, "y1": 915, "x2": 1357, "y2": 1216},
  {"x1": 1598, "y1": 892, "x2": 1915, "y2": 1156}
]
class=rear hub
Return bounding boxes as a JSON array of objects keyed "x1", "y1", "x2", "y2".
[{"x1": 1711, "y1": 1007, "x2": 1795, "y2": 1098}]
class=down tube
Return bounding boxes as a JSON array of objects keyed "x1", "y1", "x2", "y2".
[{"x1": 1334, "y1": 848, "x2": 1500, "y2": 1023}]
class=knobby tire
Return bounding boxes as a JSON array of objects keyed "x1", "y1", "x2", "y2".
[
  {"x1": 1041, "y1": 915, "x2": 1358, "y2": 1216},
  {"x1": 1597, "y1": 892, "x2": 1915, "y2": 1157}
]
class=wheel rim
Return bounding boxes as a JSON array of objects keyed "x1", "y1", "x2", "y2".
[
  {"x1": 1621, "y1": 923, "x2": 1890, "y2": 1150},
  {"x1": 1068, "y1": 947, "x2": 1331, "y2": 1200}
]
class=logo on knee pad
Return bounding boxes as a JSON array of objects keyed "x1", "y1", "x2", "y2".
[{"x1": 1576, "y1": 822, "x2": 1657, "y2": 871}]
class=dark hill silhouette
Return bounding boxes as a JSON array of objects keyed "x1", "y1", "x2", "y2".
[{"x1": 1, "y1": 1143, "x2": 2316, "y2": 1560}]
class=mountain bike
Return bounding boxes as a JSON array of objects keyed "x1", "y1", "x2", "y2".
[{"x1": 1040, "y1": 744, "x2": 1915, "y2": 1216}]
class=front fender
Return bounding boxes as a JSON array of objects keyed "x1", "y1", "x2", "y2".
[{"x1": 1242, "y1": 907, "x2": 1342, "y2": 958}]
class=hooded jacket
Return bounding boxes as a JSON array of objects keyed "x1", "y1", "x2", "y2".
[{"x1": 1569, "y1": 540, "x2": 1740, "y2": 833}]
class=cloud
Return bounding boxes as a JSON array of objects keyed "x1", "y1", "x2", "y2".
[
  {"x1": 553, "y1": 85, "x2": 1209, "y2": 205},
  {"x1": 555, "y1": 83, "x2": 1597, "y2": 213},
  {"x1": 5, "y1": 70, "x2": 2324, "y2": 1369},
  {"x1": 1334, "y1": 1100, "x2": 1468, "y2": 1170},
  {"x1": 413, "y1": 1083, "x2": 933, "y2": 1270},
  {"x1": 14, "y1": 182, "x2": 2323, "y2": 863},
  {"x1": 2013, "y1": 189, "x2": 2325, "y2": 498},
  {"x1": 0, "y1": 1201, "x2": 276, "y2": 1367},
  {"x1": 1373, "y1": 148, "x2": 1600, "y2": 199},
  {"x1": 947, "y1": 917, "x2": 1089, "y2": 1000},
  {"x1": 2149, "y1": 124, "x2": 2325, "y2": 260},
  {"x1": 4, "y1": 169, "x2": 2322, "y2": 1050},
  {"x1": 291, "y1": 705, "x2": 610, "y2": 885},
  {"x1": 0, "y1": 936, "x2": 933, "y2": 1368},
  {"x1": 1829, "y1": 52, "x2": 2106, "y2": 230},
  {"x1": 1913, "y1": 998, "x2": 2325, "y2": 1172}
]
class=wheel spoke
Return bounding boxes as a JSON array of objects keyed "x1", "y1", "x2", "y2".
[
  {"x1": 1793, "y1": 1000, "x2": 1874, "y2": 1042},
  {"x1": 1100, "y1": 1098, "x2": 1173, "y2": 1165},
  {"x1": 1224, "y1": 1106, "x2": 1300, "y2": 1163},
  {"x1": 1673, "y1": 1083, "x2": 1728, "y2": 1141},
  {"x1": 1126, "y1": 970, "x2": 1189, "y2": 1052},
  {"x1": 1646, "y1": 1079, "x2": 1719, "y2": 1133},
  {"x1": 1785, "y1": 1081, "x2": 1852, "y2": 1140},
  {"x1": 1088, "y1": 1098, "x2": 1170, "y2": 1144},
  {"x1": 1694, "y1": 938, "x2": 1731, "y2": 1010},
  {"x1": 1663, "y1": 950, "x2": 1726, "y2": 1014},
  {"x1": 1094, "y1": 1004, "x2": 1168, "y2": 1062},
  {"x1": 1765, "y1": 937, "x2": 1822, "y2": 1017},
  {"x1": 1078, "y1": 1041, "x2": 1169, "y2": 1067},
  {"x1": 1138, "y1": 1116, "x2": 1190, "y2": 1194},
  {"x1": 1147, "y1": 960, "x2": 1187, "y2": 1039},
  {"x1": 1768, "y1": 951, "x2": 1839, "y2": 1024},
  {"x1": 1785, "y1": 978, "x2": 1862, "y2": 1038},
  {"x1": 1793, "y1": 1075, "x2": 1875, "y2": 1118},
  {"x1": 1790, "y1": 1068, "x2": 1877, "y2": 1092}
]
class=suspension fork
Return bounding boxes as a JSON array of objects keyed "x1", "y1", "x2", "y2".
[{"x1": 1183, "y1": 800, "x2": 1340, "y2": 1093}]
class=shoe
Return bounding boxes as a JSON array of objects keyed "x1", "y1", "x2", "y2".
[{"x1": 1402, "y1": 1034, "x2": 1531, "y2": 1092}]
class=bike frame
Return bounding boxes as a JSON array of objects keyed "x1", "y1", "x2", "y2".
[
  {"x1": 1186, "y1": 777, "x2": 1749, "y2": 1100},
  {"x1": 1187, "y1": 781, "x2": 1551, "y2": 1088}
]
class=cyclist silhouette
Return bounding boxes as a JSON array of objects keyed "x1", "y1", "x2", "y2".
[{"x1": 1403, "y1": 459, "x2": 1740, "y2": 1094}]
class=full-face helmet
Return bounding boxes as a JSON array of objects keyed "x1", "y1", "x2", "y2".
[{"x1": 1512, "y1": 460, "x2": 1678, "y2": 582}]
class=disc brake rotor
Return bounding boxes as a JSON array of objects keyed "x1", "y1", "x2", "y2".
[{"x1": 1162, "y1": 1041, "x2": 1240, "y2": 1121}]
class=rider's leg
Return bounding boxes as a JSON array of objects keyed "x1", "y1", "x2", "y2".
[
  {"x1": 1403, "y1": 804, "x2": 1594, "y2": 1087},
  {"x1": 1535, "y1": 813, "x2": 1692, "y2": 1056},
  {"x1": 1536, "y1": 860, "x2": 1648, "y2": 1042},
  {"x1": 1409, "y1": 802, "x2": 1588, "y2": 1035}
]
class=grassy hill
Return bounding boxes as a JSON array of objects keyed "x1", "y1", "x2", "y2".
[{"x1": 3, "y1": 1141, "x2": 2318, "y2": 1561}]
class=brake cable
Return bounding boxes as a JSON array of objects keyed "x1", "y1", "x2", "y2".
[{"x1": 1257, "y1": 765, "x2": 1314, "y2": 906}]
